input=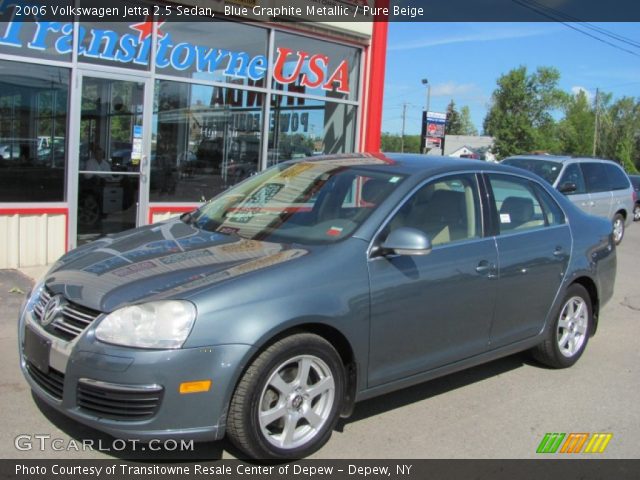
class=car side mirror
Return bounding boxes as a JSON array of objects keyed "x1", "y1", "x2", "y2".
[
  {"x1": 558, "y1": 182, "x2": 577, "y2": 194},
  {"x1": 380, "y1": 227, "x2": 432, "y2": 256}
]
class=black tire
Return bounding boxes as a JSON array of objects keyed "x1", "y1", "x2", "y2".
[
  {"x1": 532, "y1": 284, "x2": 592, "y2": 369},
  {"x1": 612, "y1": 212, "x2": 625, "y2": 245},
  {"x1": 633, "y1": 203, "x2": 640, "y2": 222},
  {"x1": 226, "y1": 333, "x2": 345, "y2": 459}
]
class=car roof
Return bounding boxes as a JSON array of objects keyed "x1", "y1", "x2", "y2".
[
  {"x1": 292, "y1": 153, "x2": 515, "y2": 178},
  {"x1": 503, "y1": 154, "x2": 621, "y2": 165}
]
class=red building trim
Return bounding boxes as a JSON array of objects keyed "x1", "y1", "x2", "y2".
[
  {"x1": 363, "y1": 1, "x2": 389, "y2": 153},
  {"x1": 148, "y1": 205, "x2": 198, "y2": 225},
  {"x1": 0, "y1": 207, "x2": 69, "y2": 252}
]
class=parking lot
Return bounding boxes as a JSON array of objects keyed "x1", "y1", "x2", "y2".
[{"x1": 1, "y1": 223, "x2": 639, "y2": 460}]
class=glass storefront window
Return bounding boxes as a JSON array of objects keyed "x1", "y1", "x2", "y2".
[
  {"x1": 0, "y1": 60, "x2": 68, "y2": 201},
  {"x1": 152, "y1": 79, "x2": 264, "y2": 202},
  {"x1": 79, "y1": 78, "x2": 144, "y2": 172},
  {"x1": 272, "y1": 32, "x2": 360, "y2": 101},
  {"x1": 157, "y1": 22, "x2": 269, "y2": 88},
  {"x1": 77, "y1": 173, "x2": 139, "y2": 242},
  {"x1": 268, "y1": 95, "x2": 356, "y2": 165}
]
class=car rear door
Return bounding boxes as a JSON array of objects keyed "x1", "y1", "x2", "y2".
[
  {"x1": 367, "y1": 173, "x2": 498, "y2": 387},
  {"x1": 604, "y1": 163, "x2": 633, "y2": 218},
  {"x1": 485, "y1": 173, "x2": 571, "y2": 348}
]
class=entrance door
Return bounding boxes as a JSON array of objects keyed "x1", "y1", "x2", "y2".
[{"x1": 73, "y1": 73, "x2": 150, "y2": 245}]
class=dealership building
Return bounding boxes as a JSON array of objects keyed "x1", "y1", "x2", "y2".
[{"x1": 0, "y1": 1, "x2": 388, "y2": 268}]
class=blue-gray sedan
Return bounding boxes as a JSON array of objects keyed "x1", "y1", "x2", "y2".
[{"x1": 18, "y1": 154, "x2": 616, "y2": 459}]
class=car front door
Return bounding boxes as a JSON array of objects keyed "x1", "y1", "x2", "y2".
[
  {"x1": 485, "y1": 173, "x2": 571, "y2": 348},
  {"x1": 557, "y1": 163, "x2": 591, "y2": 214},
  {"x1": 367, "y1": 173, "x2": 498, "y2": 387},
  {"x1": 581, "y1": 162, "x2": 614, "y2": 219}
]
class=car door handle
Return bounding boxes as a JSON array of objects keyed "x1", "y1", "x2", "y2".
[
  {"x1": 475, "y1": 260, "x2": 495, "y2": 276},
  {"x1": 553, "y1": 247, "x2": 564, "y2": 257}
]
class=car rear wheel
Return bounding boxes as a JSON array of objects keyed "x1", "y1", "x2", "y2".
[
  {"x1": 226, "y1": 333, "x2": 345, "y2": 459},
  {"x1": 532, "y1": 284, "x2": 592, "y2": 369},
  {"x1": 612, "y1": 213, "x2": 625, "y2": 244},
  {"x1": 633, "y1": 203, "x2": 640, "y2": 222}
]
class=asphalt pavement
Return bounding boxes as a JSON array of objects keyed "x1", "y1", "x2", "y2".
[{"x1": 1, "y1": 223, "x2": 638, "y2": 460}]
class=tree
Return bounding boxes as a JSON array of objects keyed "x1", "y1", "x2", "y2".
[
  {"x1": 483, "y1": 66, "x2": 567, "y2": 158},
  {"x1": 597, "y1": 96, "x2": 640, "y2": 173},
  {"x1": 558, "y1": 90, "x2": 595, "y2": 157},
  {"x1": 381, "y1": 132, "x2": 402, "y2": 152},
  {"x1": 445, "y1": 101, "x2": 478, "y2": 136},
  {"x1": 381, "y1": 133, "x2": 421, "y2": 153},
  {"x1": 445, "y1": 100, "x2": 462, "y2": 135},
  {"x1": 459, "y1": 106, "x2": 478, "y2": 136}
]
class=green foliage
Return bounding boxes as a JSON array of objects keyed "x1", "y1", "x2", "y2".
[
  {"x1": 483, "y1": 66, "x2": 567, "y2": 158},
  {"x1": 381, "y1": 132, "x2": 421, "y2": 153},
  {"x1": 558, "y1": 90, "x2": 594, "y2": 157},
  {"x1": 445, "y1": 100, "x2": 462, "y2": 135},
  {"x1": 459, "y1": 106, "x2": 478, "y2": 136},
  {"x1": 445, "y1": 101, "x2": 478, "y2": 136},
  {"x1": 596, "y1": 96, "x2": 640, "y2": 173}
]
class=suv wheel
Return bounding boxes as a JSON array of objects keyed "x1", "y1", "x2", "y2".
[
  {"x1": 633, "y1": 203, "x2": 640, "y2": 222},
  {"x1": 226, "y1": 333, "x2": 345, "y2": 459},
  {"x1": 612, "y1": 213, "x2": 625, "y2": 245}
]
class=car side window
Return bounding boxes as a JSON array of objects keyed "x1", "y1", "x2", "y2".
[
  {"x1": 532, "y1": 183, "x2": 566, "y2": 226},
  {"x1": 385, "y1": 174, "x2": 481, "y2": 246},
  {"x1": 604, "y1": 164, "x2": 631, "y2": 191},
  {"x1": 558, "y1": 164, "x2": 586, "y2": 195},
  {"x1": 488, "y1": 175, "x2": 547, "y2": 233},
  {"x1": 581, "y1": 163, "x2": 611, "y2": 193}
]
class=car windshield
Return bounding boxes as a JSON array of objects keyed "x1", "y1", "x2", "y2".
[
  {"x1": 187, "y1": 159, "x2": 405, "y2": 245},
  {"x1": 502, "y1": 158, "x2": 563, "y2": 185}
]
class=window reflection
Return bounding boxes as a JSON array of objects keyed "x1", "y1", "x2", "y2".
[
  {"x1": 0, "y1": 60, "x2": 68, "y2": 202},
  {"x1": 268, "y1": 95, "x2": 356, "y2": 166},
  {"x1": 152, "y1": 80, "x2": 264, "y2": 202}
]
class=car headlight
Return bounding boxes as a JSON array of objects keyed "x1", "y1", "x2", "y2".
[{"x1": 95, "y1": 301, "x2": 196, "y2": 349}]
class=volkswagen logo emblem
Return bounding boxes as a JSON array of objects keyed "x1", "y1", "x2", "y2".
[{"x1": 41, "y1": 295, "x2": 65, "y2": 327}]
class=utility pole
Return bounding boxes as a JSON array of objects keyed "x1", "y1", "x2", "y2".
[
  {"x1": 421, "y1": 78, "x2": 431, "y2": 154},
  {"x1": 400, "y1": 103, "x2": 408, "y2": 153},
  {"x1": 592, "y1": 88, "x2": 599, "y2": 156}
]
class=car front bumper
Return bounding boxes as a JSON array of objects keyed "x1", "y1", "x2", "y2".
[{"x1": 18, "y1": 296, "x2": 252, "y2": 442}]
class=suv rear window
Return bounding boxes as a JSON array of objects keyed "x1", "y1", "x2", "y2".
[{"x1": 604, "y1": 164, "x2": 631, "y2": 191}]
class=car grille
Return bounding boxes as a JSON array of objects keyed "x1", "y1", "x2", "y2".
[
  {"x1": 33, "y1": 288, "x2": 101, "y2": 341},
  {"x1": 77, "y1": 379, "x2": 163, "y2": 421},
  {"x1": 25, "y1": 362, "x2": 65, "y2": 400}
]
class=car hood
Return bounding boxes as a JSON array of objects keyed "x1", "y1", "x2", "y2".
[{"x1": 44, "y1": 219, "x2": 308, "y2": 312}]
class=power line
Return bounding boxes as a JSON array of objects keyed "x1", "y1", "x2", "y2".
[
  {"x1": 511, "y1": 0, "x2": 640, "y2": 58},
  {"x1": 520, "y1": 0, "x2": 640, "y2": 50}
]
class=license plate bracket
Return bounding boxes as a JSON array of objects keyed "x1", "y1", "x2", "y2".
[{"x1": 24, "y1": 326, "x2": 51, "y2": 373}]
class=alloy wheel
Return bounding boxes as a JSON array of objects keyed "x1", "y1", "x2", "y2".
[
  {"x1": 556, "y1": 296, "x2": 588, "y2": 358},
  {"x1": 258, "y1": 355, "x2": 335, "y2": 450}
]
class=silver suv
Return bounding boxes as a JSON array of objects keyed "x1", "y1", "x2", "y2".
[{"x1": 502, "y1": 155, "x2": 635, "y2": 244}]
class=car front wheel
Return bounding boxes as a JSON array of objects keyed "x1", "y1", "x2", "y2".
[
  {"x1": 532, "y1": 284, "x2": 592, "y2": 369},
  {"x1": 226, "y1": 333, "x2": 345, "y2": 459}
]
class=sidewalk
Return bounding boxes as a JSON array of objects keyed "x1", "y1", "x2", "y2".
[{"x1": 16, "y1": 265, "x2": 52, "y2": 283}]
